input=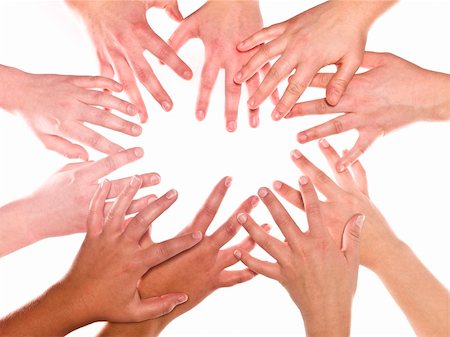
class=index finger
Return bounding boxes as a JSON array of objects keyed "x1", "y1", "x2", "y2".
[{"x1": 298, "y1": 176, "x2": 326, "y2": 237}]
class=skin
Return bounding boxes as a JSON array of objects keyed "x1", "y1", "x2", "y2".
[
  {"x1": 0, "y1": 147, "x2": 161, "y2": 257},
  {"x1": 98, "y1": 177, "x2": 267, "y2": 336},
  {"x1": 168, "y1": 0, "x2": 279, "y2": 132},
  {"x1": 234, "y1": 180, "x2": 364, "y2": 337},
  {"x1": 66, "y1": 0, "x2": 192, "y2": 122},
  {"x1": 234, "y1": 0, "x2": 395, "y2": 119},
  {"x1": 0, "y1": 178, "x2": 203, "y2": 336},
  {"x1": 0, "y1": 65, "x2": 140, "y2": 160},
  {"x1": 273, "y1": 140, "x2": 449, "y2": 337},
  {"x1": 289, "y1": 52, "x2": 450, "y2": 171}
]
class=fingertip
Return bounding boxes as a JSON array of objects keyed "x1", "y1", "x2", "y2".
[
  {"x1": 182, "y1": 69, "x2": 193, "y2": 80},
  {"x1": 113, "y1": 81, "x2": 123, "y2": 92},
  {"x1": 250, "y1": 114, "x2": 259, "y2": 128},
  {"x1": 250, "y1": 195, "x2": 259, "y2": 208},
  {"x1": 273, "y1": 180, "x2": 283, "y2": 191},
  {"x1": 226, "y1": 120, "x2": 237, "y2": 132},
  {"x1": 150, "y1": 173, "x2": 161, "y2": 185},
  {"x1": 224, "y1": 176, "x2": 233, "y2": 188},
  {"x1": 233, "y1": 249, "x2": 242, "y2": 259},
  {"x1": 290, "y1": 149, "x2": 302, "y2": 160},
  {"x1": 319, "y1": 138, "x2": 330, "y2": 148},
  {"x1": 176, "y1": 294, "x2": 188, "y2": 305},
  {"x1": 258, "y1": 187, "x2": 269, "y2": 198},
  {"x1": 161, "y1": 101, "x2": 172, "y2": 112},
  {"x1": 336, "y1": 161, "x2": 347, "y2": 173},
  {"x1": 299, "y1": 176, "x2": 309, "y2": 186},
  {"x1": 133, "y1": 147, "x2": 144, "y2": 158},
  {"x1": 196, "y1": 109, "x2": 206, "y2": 121},
  {"x1": 297, "y1": 133, "x2": 308, "y2": 144}
]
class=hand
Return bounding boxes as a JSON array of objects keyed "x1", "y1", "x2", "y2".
[
  {"x1": 234, "y1": 1, "x2": 394, "y2": 119},
  {"x1": 168, "y1": 1, "x2": 278, "y2": 131},
  {"x1": 144, "y1": 0, "x2": 183, "y2": 21},
  {"x1": 0, "y1": 66, "x2": 140, "y2": 159},
  {"x1": 234, "y1": 181, "x2": 364, "y2": 337},
  {"x1": 99, "y1": 177, "x2": 265, "y2": 336},
  {"x1": 289, "y1": 52, "x2": 450, "y2": 171},
  {"x1": 274, "y1": 139, "x2": 399, "y2": 270},
  {"x1": 67, "y1": 0, "x2": 192, "y2": 122}
]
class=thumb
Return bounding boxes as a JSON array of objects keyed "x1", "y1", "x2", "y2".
[
  {"x1": 326, "y1": 58, "x2": 360, "y2": 106},
  {"x1": 168, "y1": 20, "x2": 194, "y2": 54},
  {"x1": 138, "y1": 293, "x2": 188, "y2": 320},
  {"x1": 342, "y1": 213, "x2": 365, "y2": 267},
  {"x1": 166, "y1": 3, "x2": 183, "y2": 22}
]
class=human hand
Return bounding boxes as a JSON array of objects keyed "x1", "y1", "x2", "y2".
[
  {"x1": 273, "y1": 139, "x2": 399, "y2": 270},
  {"x1": 67, "y1": 0, "x2": 192, "y2": 122},
  {"x1": 234, "y1": 181, "x2": 364, "y2": 337},
  {"x1": 144, "y1": 0, "x2": 183, "y2": 21},
  {"x1": 168, "y1": 1, "x2": 278, "y2": 131},
  {"x1": 234, "y1": 1, "x2": 376, "y2": 119},
  {"x1": 1, "y1": 66, "x2": 140, "y2": 159},
  {"x1": 289, "y1": 52, "x2": 450, "y2": 171},
  {"x1": 62, "y1": 177, "x2": 203, "y2": 325}
]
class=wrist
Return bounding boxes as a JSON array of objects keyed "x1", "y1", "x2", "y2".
[
  {"x1": 303, "y1": 309, "x2": 351, "y2": 337},
  {"x1": 0, "y1": 65, "x2": 30, "y2": 113},
  {"x1": 369, "y1": 239, "x2": 411, "y2": 275},
  {"x1": 420, "y1": 71, "x2": 450, "y2": 122}
]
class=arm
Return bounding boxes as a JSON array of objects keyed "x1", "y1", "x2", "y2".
[
  {"x1": 275, "y1": 139, "x2": 449, "y2": 337},
  {"x1": 234, "y1": 0, "x2": 396, "y2": 117},
  {"x1": 167, "y1": 0, "x2": 278, "y2": 131},
  {"x1": 0, "y1": 178, "x2": 201, "y2": 336},
  {"x1": 289, "y1": 52, "x2": 450, "y2": 170},
  {"x1": 0, "y1": 148, "x2": 160, "y2": 257}
]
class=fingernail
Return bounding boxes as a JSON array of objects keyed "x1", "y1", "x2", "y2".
[
  {"x1": 225, "y1": 176, "x2": 233, "y2": 187},
  {"x1": 134, "y1": 147, "x2": 144, "y2": 158},
  {"x1": 192, "y1": 231, "x2": 203, "y2": 240},
  {"x1": 250, "y1": 196, "x2": 259, "y2": 208},
  {"x1": 114, "y1": 82, "x2": 123, "y2": 91},
  {"x1": 250, "y1": 115, "x2": 259, "y2": 128},
  {"x1": 299, "y1": 176, "x2": 309, "y2": 185},
  {"x1": 262, "y1": 223, "x2": 272, "y2": 231},
  {"x1": 337, "y1": 163, "x2": 346, "y2": 173},
  {"x1": 100, "y1": 178, "x2": 108, "y2": 188},
  {"x1": 291, "y1": 149, "x2": 302, "y2": 160},
  {"x1": 150, "y1": 174, "x2": 161, "y2": 185},
  {"x1": 258, "y1": 187, "x2": 268, "y2": 198},
  {"x1": 183, "y1": 70, "x2": 192, "y2": 79},
  {"x1": 320, "y1": 138, "x2": 330, "y2": 148},
  {"x1": 226, "y1": 120, "x2": 237, "y2": 132},
  {"x1": 297, "y1": 134, "x2": 308, "y2": 143},
  {"x1": 233, "y1": 249, "x2": 242, "y2": 259},
  {"x1": 132, "y1": 125, "x2": 142, "y2": 135},
  {"x1": 355, "y1": 214, "x2": 366, "y2": 228},
  {"x1": 235, "y1": 71, "x2": 243, "y2": 82},
  {"x1": 273, "y1": 180, "x2": 283, "y2": 190},
  {"x1": 272, "y1": 110, "x2": 282, "y2": 121},
  {"x1": 177, "y1": 294, "x2": 188, "y2": 304},
  {"x1": 166, "y1": 189, "x2": 178, "y2": 199},
  {"x1": 162, "y1": 101, "x2": 171, "y2": 112},
  {"x1": 248, "y1": 98, "x2": 255, "y2": 108},
  {"x1": 130, "y1": 175, "x2": 141, "y2": 186},
  {"x1": 237, "y1": 213, "x2": 248, "y2": 224},
  {"x1": 196, "y1": 110, "x2": 205, "y2": 121},
  {"x1": 238, "y1": 41, "x2": 245, "y2": 49},
  {"x1": 127, "y1": 104, "x2": 137, "y2": 115}
]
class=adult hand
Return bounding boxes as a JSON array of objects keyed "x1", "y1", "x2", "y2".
[
  {"x1": 168, "y1": 1, "x2": 278, "y2": 131},
  {"x1": 99, "y1": 177, "x2": 265, "y2": 336},
  {"x1": 67, "y1": 0, "x2": 192, "y2": 122},
  {"x1": 235, "y1": 181, "x2": 364, "y2": 337},
  {"x1": 0, "y1": 66, "x2": 140, "y2": 159},
  {"x1": 235, "y1": 1, "x2": 394, "y2": 120},
  {"x1": 289, "y1": 52, "x2": 450, "y2": 171}
]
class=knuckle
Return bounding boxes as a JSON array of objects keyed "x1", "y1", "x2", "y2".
[
  {"x1": 260, "y1": 44, "x2": 271, "y2": 58},
  {"x1": 287, "y1": 81, "x2": 305, "y2": 96},
  {"x1": 314, "y1": 170, "x2": 329, "y2": 185},
  {"x1": 317, "y1": 99, "x2": 329, "y2": 114},
  {"x1": 306, "y1": 202, "x2": 321, "y2": 217},
  {"x1": 103, "y1": 157, "x2": 117, "y2": 171},
  {"x1": 199, "y1": 205, "x2": 217, "y2": 219},
  {"x1": 268, "y1": 68, "x2": 282, "y2": 81},
  {"x1": 333, "y1": 119, "x2": 344, "y2": 134},
  {"x1": 226, "y1": 82, "x2": 241, "y2": 95},
  {"x1": 154, "y1": 242, "x2": 171, "y2": 259},
  {"x1": 155, "y1": 44, "x2": 172, "y2": 61},
  {"x1": 224, "y1": 221, "x2": 238, "y2": 236},
  {"x1": 330, "y1": 78, "x2": 347, "y2": 93}
]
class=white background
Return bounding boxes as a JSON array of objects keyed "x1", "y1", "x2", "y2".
[{"x1": 0, "y1": 1, "x2": 449, "y2": 336}]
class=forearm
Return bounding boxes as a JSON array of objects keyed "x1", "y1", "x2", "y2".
[
  {"x1": 419, "y1": 70, "x2": 450, "y2": 122},
  {"x1": 0, "y1": 65, "x2": 28, "y2": 113},
  {"x1": 98, "y1": 319, "x2": 167, "y2": 337},
  {"x1": 0, "y1": 281, "x2": 90, "y2": 336},
  {"x1": 371, "y1": 240, "x2": 449, "y2": 337}
]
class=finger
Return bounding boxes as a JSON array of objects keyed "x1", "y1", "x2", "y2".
[
  {"x1": 87, "y1": 180, "x2": 111, "y2": 236},
  {"x1": 309, "y1": 72, "x2": 333, "y2": 88},
  {"x1": 37, "y1": 133, "x2": 88, "y2": 161},
  {"x1": 80, "y1": 147, "x2": 144, "y2": 181},
  {"x1": 286, "y1": 98, "x2": 348, "y2": 119},
  {"x1": 350, "y1": 160, "x2": 369, "y2": 196},
  {"x1": 233, "y1": 249, "x2": 279, "y2": 280},
  {"x1": 225, "y1": 64, "x2": 242, "y2": 132},
  {"x1": 125, "y1": 189, "x2": 178, "y2": 242},
  {"x1": 63, "y1": 123, "x2": 124, "y2": 155},
  {"x1": 136, "y1": 293, "x2": 188, "y2": 321},
  {"x1": 245, "y1": 72, "x2": 261, "y2": 128},
  {"x1": 166, "y1": 2, "x2": 183, "y2": 22},
  {"x1": 144, "y1": 32, "x2": 192, "y2": 80},
  {"x1": 260, "y1": 63, "x2": 280, "y2": 105},
  {"x1": 71, "y1": 75, "x2": 122, "y2": 92},
  {"x1": 257, "y1": 187, "x2": 303, "y2": 243},
  {"x1": 195, "y1": 60, "x2": 220, "y2": 121},
  {"x1": 105, "y1": 176, "x2": 143, "y2": 232},
  {"x1": 336, "y1": 131, "x2": 377, "y2": 171},
  {"x1": 190, "y1": 176, "x2": 232, "y2": 233},
  {"x1": 318, "y1": 138, "x2": 355, "y2": 188},
  {"x1": 109, "y1": 50, "x2": 147, "y2": 122},
  {"x1": 297, "y1": 115, "x2": 354, "y2": 144},
  {"x1": 298, "y1": 176, "x2": 326, "y2": 236},
  {"x1": 361, "y1": 51, "x2": 389, "y2": 69},
  {"x1": 234, "y1": 39, "x2": 284, "y2": 85},
  {"x1": 81, "y1": 90, "x2": 138, "y2": 117},
  {"x1": 237, "y1": 213, "x2": 285, "y2": 262},
  {"x1": 145, "y1": 231, "x2": 203, "y2": 267},
  {"x1": 273, "y1": 180, "x2": 304, "y2": 210},
  {"x1": 81, "y1": 107, "x2": 142, "y2": 137},
  {"x1": 218, "y1": 269, "x2": 256, "y2": 288},
  {"x1": 108, "y1": 173, "x2": 161, "y2": 198},
  {"x1": 326, "y1": 58, "x2": 360, "y2": 106},
  {"x1": 272, "y1": 64, "x2": 318, "y2": 120},
  {"x1": 237, "y1": 23, "x2": 286, "y2": 52},
  {"x1": 290, "y1": 149, "x2": 340, "y2": 197},
  {"x1": 248, "y1": 55, "x2": 294, "y2": 110},
  {"x1": 209, "y1": 195, "x2": 259, "y2": 248},
  {"x1": 342, "y1": 214, "x2": 365, "y2": 267},
  {"x1": 104, "y1": 194, "x2": 157, "y2": 216},
  {"x1": 167, "y1": 19, "x2": 194, "y2": 54}
]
